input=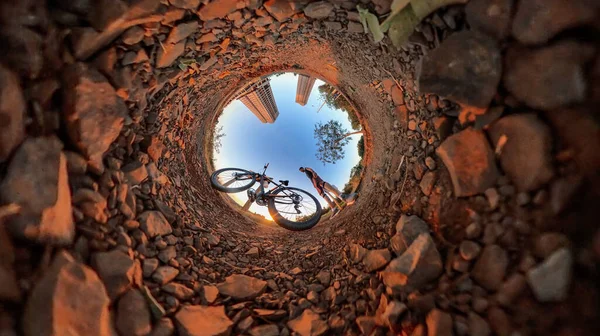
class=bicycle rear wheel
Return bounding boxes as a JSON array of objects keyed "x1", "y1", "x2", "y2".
[
  {"x1": 210, "y1": 168, "x2": 256, "y2": 193},
  {"x1": 267, "y1": 187, "x2": 322, "y2": 231}
]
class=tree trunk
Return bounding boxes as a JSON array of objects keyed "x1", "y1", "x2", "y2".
[{"x1": 334, "y1": 130, "x2": 363, "y2": 144}]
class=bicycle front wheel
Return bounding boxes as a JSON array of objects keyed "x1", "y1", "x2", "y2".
[
  {"x1": 210, "y1": 168, "x2": 256, "y2": 193},
  {"x1": 267, "y1": 187, "x2": 322, "y2": 231}
]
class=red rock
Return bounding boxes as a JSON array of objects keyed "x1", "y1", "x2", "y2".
[
  {"x1": 175, "y1": 305, "x2": 233, "y2": 336},
  {"x1": 138, "y1": 211, "x2": 172, "y2": 238},
  {"x1": 92, "y1": 250, "x2": 141, "y2": 300},
  {"x1": 117, "y1": 289, "x2": 152, "y2": 336},
  {"x1": 419, "y1": 31, "x2": 501, "y2": 123},
  {"x1": 362, "y1": 249, "x2": 392, "y2": 272},
  {"x1": 287, "y1": 309, "x2": 329, "y2": 336},
  {"x1": 426, "y1": 309, "x2": 453, "y2": 336},
  {"x1": 390, "y1": 215, "x2": 430, "y2": 256},
  {"x1": 488, "y1": 114, "x2": 554, "y2": 191},
  {"x1": 512, "y1": 0, "x2": 596, "y2": 45},
  {"x1": 197, "y1": 0, "x2": 240, "y2": 21},
  {"x1": 62, "y1": 63, "x2": 127, "y2": 171},
  {"x1": 436, "y1": 128, "x2": 499, "y2": 197},
  {"x1": 217, "y1": 274, "x2": 267, "y2": 300},
  {"x1": 169, "y1": 0, "x2": 200, "y2": 10},
  {"x1": 419, "y1": 171, "x2": 437, "y2": 196},
  {"x1": 465, "y1": 0, "x2": 513, "y2": 40},
  {"x1": 0, "y1": 225, "x2": 20, "y2": 302},
  {"x1": 156, "y1": 39, "x2": 185, "y2": 68},
  {"x1": 23, "y1": 251, "x2": 113, "y2": 336},
  {"x1": 166, "y1": 21, "x2": 199, "y2": 44},
  {"x1": 0, "y1": 26, "x2": 43, "y2": 79},
  {"x1": 264, "y1": 0, "x2": 299, "y2": 22},
  {"x1": 303, "y1": 1, "x2": 333, "y2": 19},
  {"x1": 471, "y1": 245, "x2": 508, "y2": 291},
  {"x1": 0, "y1": 65, "x2": 25, "y2": 162},
  {"x1": 0, "y1": 137, "x2": 74, "y2": 245}
]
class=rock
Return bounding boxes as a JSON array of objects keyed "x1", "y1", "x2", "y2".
[
  {"x1": 143, "y1": 258, "x2": 159, "y2": 277},
  {"x1": 217, "y1": 274, "x2": 267, "y2": 300},
  {"x1": 62, "y1": 63, "x2": 126, "y2": 170},
  {"x1": 304, "y1": 1, "x2": 333, "y2": 19},
  {"x1": 488, "y1": 114, "x2": 554, "y2": 191},
  {"x1": 138, "y1": 211, "x2": 172, "y2": 238},
  {"x1": 204, "y1": 285, "x2": 219, "y2": 304},
  {"x1": 23, "y1": 251, "x2": 113, "y2": 336},
  {"x1": 350, "y1": 243, "x2": 367, "y2": 262},
  {"x1": 0, "y1": 225, "x2": 20, "y2": 302},
  {"x1": 122, "y1": 26, "x2": 145, "y2": 45},
  {"x1": 158, "y1": 246, "x2": 176, "y2": 263},
  {"x1": 0, "y1": 137, "x2": 74, "y2": 245},
  {"x1": 200, "y1": 56, "x2": 218, "y2": 71},
  {"x1": 419, "y1": 31, "x2": 501, "y2": 123},
  {"x1": 163, "y1": 283, "x2": 194, "y2": 300},
  {"x1": 146, "y1": 136, "x2": 165, "y2": 161},
  {"x1": 147, "y1": 163, "x2": 169, "y2": 185},
  {"x1": 503, "y1": 41, "x2": 594, "y2": 110},
  {"x1": 0, "y1": 26, "x2": 43, "y2": 79},
  {"x1": 323, "y1": 21, "x2": 342, "y2": 31},
  {"x1": 468, "y1": 312, "x2": 491, "y2": 336},
  {"x1": 122, "y1": 49, "x2": 149, "y2": 65},
  {"x1": 0, "y1": 65, "x2": 25, "y2": 162},
  {"x1": 141, "y1": 286, "x2": 166, "y2": 320},
  {"x1": 382, "y1": 233, "x2": 443, "y2": 291},
  {"x1": 379, "y1": 300, "x2": 407, "y2": 328},
  {"x1": 390, "y1": 215, "x2": 430, "y2": 256},
  {"x1": 465, "y1": 0, "x2": 513, "y2": 40},
  {"x1": 316, "y1": 270, "x2": 331, "y2": 286},
  {"x1": 484, "y1": 188, "x2": 499, "y2": 210},
  {"x1": 246, "y1": 246, "x2": 260, "y2": 257},
  {"x1": 459, "y1": 241, "x2": 481, "y2": 261},
  {"x1": 152, "y1": 266, "x2": 179, "y2": 285},
  {"x1": 472, "y1": 245, "x2": 508, "y2": 291},
  {"x1": 117, "y1": 289, "x2": 152, "y2": 336},
  {"x1": 363, "y1": 249, "x2": 392, "y2": 272},
  {"x1": 169, "y1": 0, "x2": 200, "y2": 10},
  {"x1": 426, "y1": 309, "x2": 453, "y2": 336},
  {"x1": 512, "y1": 0, "x2": 595, "y2": 45},
  {"x1": 156, "y1": 39, "x2": 185, "y2": 68},
  {"x1": 533, "y1": 233, "x2": 570, "y2": 259},
  {"x1": 175, "y1": 305, "x2": 233, "y2": 336},
  {"x1": 198, "y1": 0, "x2": 239, "y2": 20},
  {"x1": 527, "y1": 247, "x2": 572, "y2": 302},
  {"x1": 425, "y1": 157, "x2": 436, "y2": 170},
  {"x1": 64, "y1": 151, "x2": 88, "y2": 174},
  {"x1": 356, "y1": 316, "x2": 377, "y2": 335},
  {"x1": 166, "y1": 21, "x2": 199, "y2": 44},
  {"x1": 149, "y1": 318, "x2": 175, "y2": 336},
  {"x1": 264, "y1": 0, "x2": 299, "y2": 22},
  {"x1": 92, "y1": 250, "x2": 140, "y2": 300},
  {"x1": 347, "y1": 21, "x2": 363, "y2": 33},
  {"x1": 487, "y1": 307, "x2": 511, "y2": 336},
  {"x1": 436, "y1": 128, "x2": 499, "y2": 197},
  {"x1": 123, "y1": 161, "x2": 148, "y2": 185},
  {"x1": 249, "y1": 324, "x2": 279, "y2": 336},
  {"x1": 73, "y1": 188, "x2": 108, "y2": 223},
  {"x1": 287, "y1": 309, "x2": 329, "y2": 336},
  {"x1": 496, "y1": 274, "x2": 527, "y2": 306},
  {"x1": 419, "y1": 171, "x2": 437, "y2": 196}
]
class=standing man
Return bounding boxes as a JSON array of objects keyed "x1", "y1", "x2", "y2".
[{"x1": 299, "y1": 167, "x2": 348, "y2": 216}]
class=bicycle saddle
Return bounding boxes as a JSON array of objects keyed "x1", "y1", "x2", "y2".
[{"x1": 279, "y1": 180, "x2": 289, "y2": 186}]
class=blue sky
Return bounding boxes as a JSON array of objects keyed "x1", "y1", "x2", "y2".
[{"x1": 213, "y1": 72, "x2": 361, "y2": 219}]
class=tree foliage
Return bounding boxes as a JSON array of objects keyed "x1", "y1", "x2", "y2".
[
  {"x1": 318, "y1": 84, "x2": 361, "y2": 131},
  {"x1": 357, "y1": 136, "x2": 365, "y2": 158},
  {"x1": 213, "y1": 126, "x2": 226, "y2": 154},
  {"x1": 314, "y1": 120, "x2": 350, "y2": 165}
]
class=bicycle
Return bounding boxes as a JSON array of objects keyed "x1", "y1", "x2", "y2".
[{"x1": 210, "y1": 163, "x2": 322, "y2": 231}]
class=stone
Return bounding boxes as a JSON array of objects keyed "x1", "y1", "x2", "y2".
[
  {"x1": 379, "y1": 300, "x2": 407, "y2": 328},
  {"x1": 217, "y1": 274, "x2": 267, "y2": 300},
  {"x1": 323, "y1": 21, "x2": 342, "y2": 31},
  {"x1": 156, "y1": 40, "x2": 185, "y2": 68},
  {"x1": 0, "y1": 137, "x2": 74, "y2": 245},
  {"x1": 425, "y1": 157, "x2": 436, "y2": 170},
  {"x1": 488, "y1": 114, "x2": 554, "y2": 191},
  {"x1": 146, "y1": 136, "x2": 165, "y2": 161},
  {"x1": 503, "y1": 41, "x2": 594, "y2": 110},
  {"x1": 117, "y1": 289, "x2": 152, "y2": 336},
  {"x1": 382, "y1": 233, "x2": 443, "y2": 291},
  {"x1": 356, "y1": 316, "x2": 377, "y2": 335},
  {"x1": 287, "y1": 309, "x2": 329, "y2": 336},
  {"x1": 533, "y1": 233, "x2": 570, "y2": 259},
  {"x1": 484, "y1": 188, "x2": 499, "y2": 210},
  {"x1": 175, "y1": 305, "x2": 233, "y2": 336},
  {"x1": 143, "y1": 258, "x2": 159, "y2": 277},
  {"x1": 465, "y1": 0, "x2": 513, "y2": 40},
  {"x1": 459, "y1": 241, "x2": 481, "y2": 261},
  {"x1": 419, "y1": 171, "x2": 436, "y2": 196},
  {"x1": 0, "y1": 65, "x2": 25, "y2": 162},
  {"x1": 203, "y1": 285, "x2": 219, "y2": 303},
  {"x1": 0, "y1": 224, "x2": 20, "y2": 302},
  {"x1": 122, "y1": 49, "x2": 148, "y2": 65},
  {"x1": 391, "y1": 215, "x2": 430, "y2": 256},
  {"x1": 163, "y1": 283, "x2": 194, "y2": 300},
  {"x1": 122, "y1": 26, "x2": 145, "y2": 45},
  {"x1": 166, "y1": 21, "x2": 199, "y2": 44},
  {"x1": 246, "y1": 246, "x2": 259, "y2": 257},
  {"x1": 512, "y1": 0, "x2": 595, "y2": 45},
  {"x1": 23, "y1": 251, "x2": 113, "y2": 336},
  {"x1": 487, "y1": 307, "x2": 511, "y2": 336},
  {"x1": 198, "y1": 0, "x2": 239, "y2": 21},
  {"x1": 169, "y1": 0, "x2": 200, "y2": 10},
  {"x1": 419, "y1": 31, "x2": 501, "y2": 123},
  {"x1": 123, "y1": 161, "x2": 148, "y2": 185},
  {"x1": 147, "y1": 163, "x2": 169, "y2": 185},
  {"x1": 150, "y1": 318, "x2": 175, "y2": 336},
  {"x1": 350, "y1": 243, "x2": 367, "y2": 262},
  {"x1": 394, "y1": 105, "x2": 408, "y2": 130},
  {"x1": 0, "y1": 26, "x2": 43, "y2": 79},
  {"x1": 363, "y1": 249, "x2": 392, "y2": 272},
  {"x1": 158, "y1": 246, "x2": 177, "y2": 263},
  {"x1": 138, "y1": 211, "x2": 172, "y2": 238},
  {"x1": 468, "y1": 312, "x2": 491, "y2": 336},
  {"x1": 152, "y1": 266, "x2": 179, "y2": 285},
  {"x1": 316, "y1": 270, "x2": 331, "y2": 286},
  {"x1": 250, "y1": 324, "x2": 279, "y2": 336},
  {"x1": 73, "y1": 188, "x2": 108, "y2": 223},
  {"x1": 304, "y1": 1, "x2": 333, "y2": 19},
  {"x1": 527, "y1": 248, "x2": 572, "y2": 302},
  {"x1": 264, "y1": 0, "x2": 299, "y2": 22},
  {"x1": 472, "y1": 245, "x2": 508, "y2": 291},
  {"x1": 426, "y1": 309, "x2": 453, "y2": 336},
  {"x1": 92, "y1": 250, "x2": 139, "y2": 300},
  {"x1": 64, "y1": 151, "x2": 88, "y2": 175},
  {"x1": 436, "y1": 128, "x2": 499, "y2": 197},
  {"x1": 347, "y1": 21, "x2": 363, "y2": 33},
  {"x1": 496, "y1": 274, "x2": 527, "y2": 306}
]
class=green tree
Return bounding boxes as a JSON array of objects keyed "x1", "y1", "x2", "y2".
[
  {"x1": 213, "y1": 126, "x2": 226, "y2": 154},
  {"x1": 318, "y1": 84, "x2": 361, "y2": 131},
  {"x1": 314, "y1": 120, "x2": 363, "y2": 165},
  {"x1": 357, "y1": 136, "x2": 365, "y2": 158}
]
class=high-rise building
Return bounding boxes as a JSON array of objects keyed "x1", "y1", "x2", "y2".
[
  {"x1": 295, "y1": 74, "x2": 316, "y2": 106},
  {"x1": 236, "y1": 78, "x2": 279, "y2": 123}
]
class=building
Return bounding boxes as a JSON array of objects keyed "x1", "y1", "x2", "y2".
[
  {"x1": 235, "y1": 77, "x2": 279, "y2": 123},
  {"x1": 295, "y1": 74, "x2": 316, "y2": 106}
]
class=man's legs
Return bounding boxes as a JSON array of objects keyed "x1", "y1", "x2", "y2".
[{"x1": 323, "y1": 182, "x2": 344, "y2": 209}]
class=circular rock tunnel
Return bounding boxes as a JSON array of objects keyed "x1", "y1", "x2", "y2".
[{"x1": 0, "y1": 0, "x2": 599, "y2": 335}]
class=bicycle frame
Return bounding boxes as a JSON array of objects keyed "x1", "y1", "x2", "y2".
[{"x1": 237, "y1": 163, "x2": 300, "y2": 204}]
